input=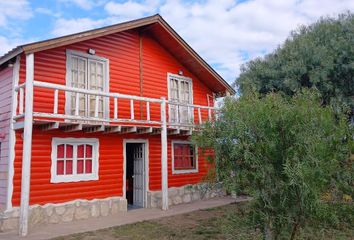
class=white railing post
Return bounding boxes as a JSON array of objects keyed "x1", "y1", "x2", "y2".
[
  {"x1": 114, "y1": 97, "x2": 118, "y2": 119},
  {"x1": 208, "y1": 108, "x2": 211, "y2": 121},
  {"x1": 19, "y1": 53, "x2": 34, "y2": 237},
  {"x1": 53, "y1": 89, "x2": 58, "y2": 114},
  {"x1": 75, "y1": 93, "x2": 80, "y2": 116},
  {"x1": 94, "y1": 95, "x2": 99, "y2": 118},
  {"x1": 146, "y1": 101, "x2": 150, "y2": 121},
  {"x1": 19, "y1": 88, "x2": 24, "y2": 114},
  {"x1": 160, "y1": 97, "x2": 168, "y2": 210},
  {"x1": 198, "y1": 107, "x2": 202, "y2": 124},
  {"x1": 130, "y1": 99, "x2": 134, "y2": 120}
]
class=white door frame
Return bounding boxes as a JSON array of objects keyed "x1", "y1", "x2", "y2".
[{"x1": 123, "y1": 139, "x2": 149, "y2": 207}]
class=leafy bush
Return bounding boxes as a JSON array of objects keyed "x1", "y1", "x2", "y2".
[{"x1": 194, "y1": 90, "x2": 353, "y2": 239}]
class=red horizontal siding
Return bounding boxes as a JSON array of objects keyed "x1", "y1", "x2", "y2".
[
  {"x1": 12, "y1": 130, "x2": 124, "y2": 206},
  {"x1": 12, "y1": 29, "x2": 215, "y2": 205}
]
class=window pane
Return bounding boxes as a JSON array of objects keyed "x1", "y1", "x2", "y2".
[
  {"x1": 85, "y1": 160, "x2": 92, "y2": 173},
  {"x1": 66, "y1": 160, "x2": 73, "y2": 174},
  {"x1": 57, "y1": 160, "x2": 64, "y2": 175},
  {"x1": 174, "y1": 143, "x2": 195, "y2": 170},
  {"x1": 77, "y1": 160, "x2": 84, "y2": 174},
  {"x1": 66, "y1": 144, "x2": 73, "y2": 158},
  {"x1": 86, "y1": 145, "x2": 92, "y2": 158},
  {"x1": 78, "y1": 145, "x2": 85, "y2": 158},
  {"x1": 57, "y1": 144, "x2": 65, "y2": 158}
]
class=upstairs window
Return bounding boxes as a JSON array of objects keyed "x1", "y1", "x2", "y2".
[
  {"x1": 172, "y1": 141, "x2": 198, "y2": 174},
  {"x1": 51, "y1": 138, "x2": 99, "y2": 183},
  {"x1": 168, "y1": 73, "x2": 193, "y2": 124},
  {"x1": 66, "y1": 50, "x2": 109, "y2": 119}
]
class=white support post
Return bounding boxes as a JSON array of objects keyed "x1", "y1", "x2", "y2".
[
  {"x1": 146, "y1": 101, "x2": 150, "y2": 121},
  {"x1": 114, "y1": 97, "x2": 118, "y2": 119},
  {"x1": 130, "y1": 99, "x2": 134, "y2": 120},
  {"x1": 208, "y1": 108, "x2": 211, "y2": 121},
  {"x1": 160, "y1": 97, "x2": 168, "y2": 210},
  {"x1": 53, "y1": 89, "x2": 58, "y2": 114},
  {"x1": 19, "y1": 53, "x2": 34, "y2": 237}
]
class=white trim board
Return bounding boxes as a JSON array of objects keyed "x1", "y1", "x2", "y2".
[
  {"x1": 123, "y1": 139, "x2": 149, "y2": 208},
  {"x1": 50, "y1": 137, "x2": 99, "y2": 183}
]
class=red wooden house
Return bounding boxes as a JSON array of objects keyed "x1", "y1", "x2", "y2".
[{"x1": 0, "y1": 15, "x2": 234, "y2": 236}]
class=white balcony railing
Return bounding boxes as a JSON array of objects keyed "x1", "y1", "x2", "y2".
[{"x1": 14, "y1": 81, "x2": 218, "y2": 129}]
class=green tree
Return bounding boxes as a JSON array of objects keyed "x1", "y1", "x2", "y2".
[
  {"x1": 194, "y1": 90, "x2": 352, "y2": 239},
  {"x1": 237, "y1": 12, "x2": 354, "y2": 116}
]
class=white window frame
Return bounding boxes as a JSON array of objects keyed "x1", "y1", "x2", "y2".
[
  {"x1": 65, "y1": 49, "x2": 110, "y2": 119},
  {"x1": 51, "y1": 138, "x2": 99, "y2": 183},
  {"x1": 171, "y1": 140, "x2": 198, "y2": 174},
  {"x1": 167, "y1": 73, "x2": 194, "y2": 123}
]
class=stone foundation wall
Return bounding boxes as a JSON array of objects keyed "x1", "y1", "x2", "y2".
[
  {"x1": 147, "y1": 183, "x2": 225, "y2": 208},
  {"x1": 0, "y1": 197, "x2": 127, "y2": 232}
]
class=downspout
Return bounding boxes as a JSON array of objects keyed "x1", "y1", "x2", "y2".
[{"x1": 139, "y1": 31, "x2": 143, "y2": 119}]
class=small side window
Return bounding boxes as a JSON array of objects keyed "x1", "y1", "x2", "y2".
[{"x1": 172, "y1": 141, "x2": 198, "y2": 174}]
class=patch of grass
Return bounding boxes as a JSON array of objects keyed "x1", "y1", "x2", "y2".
[{"x1": 53, "y1": 202, "x2": 353, "y2": 240}]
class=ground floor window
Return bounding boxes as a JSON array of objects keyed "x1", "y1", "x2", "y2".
[
  {"x1": 51, "y1": 138, "x2": 99, "y2": 183},
  {"x1": 172, "y1": 141, "x2": 198, "y2": 174}
]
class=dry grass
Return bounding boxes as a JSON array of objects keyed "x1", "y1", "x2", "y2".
[{"x1": 53, "y1": 202, "x2": 353, "y2": 240}]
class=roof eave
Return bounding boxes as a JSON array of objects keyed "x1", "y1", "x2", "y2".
[{"x1": 0, "y1": 47, "x2": 23, "y2": 66}]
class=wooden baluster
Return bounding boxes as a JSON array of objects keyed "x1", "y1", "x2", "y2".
[
  {"x1": 130, "y1": 99, "x2": 134, "y2": 120},
  {"x1": 114, "y1": 97, "x2": 118, "y2": 119},
  {"x1": 19, "y1": 88, "x2": 24, "y2": 114},
  {"x1": 53, "y1": 89, "x2": 58, "y2": 114},
  {"x1": 75, "y1": 92, "x2": 80, "y2": 116},
  {"x1": 146, "y1": 101, "x2": 150, "y2": 121},
  {"x1": 198, "y1": 107, "x2": 202, "y2": 124},
  {"x1": 94, "y1": 95, "x2": 99, "y2": 118}
]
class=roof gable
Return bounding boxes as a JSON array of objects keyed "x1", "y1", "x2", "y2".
[{"x1": 0, "y1": 14, "x2": 234, "y2": 95}]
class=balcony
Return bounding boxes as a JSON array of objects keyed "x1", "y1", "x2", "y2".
[{"x1": 13, "y1": 80, "x2": 218, "y2": 135}]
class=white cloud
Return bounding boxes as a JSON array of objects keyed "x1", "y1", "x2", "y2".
[
  {"x1": 0, "y1": 36, "x2": 27, "y2": 57},
  {"x1": 35, "y1": 7, "x2": 62, "y2": 18},
  {"x1": 58, "y1": 0, "x2": 106, "y2": 10},
  {"x1": 159, "y1": 0, "x2": 354, "y2": 82},
  {"x1": 52, "y1": 18, "x2": 108, "y2": 36},
  {"x1": 0, "y1": 0, "x2": 32, "y2": 27},
  {"x1": 104, "y1": 0, "x2": 160, "y2": 19},
  {"x1": 14, "y1": 0, "x2": 354, "y2": 84}
]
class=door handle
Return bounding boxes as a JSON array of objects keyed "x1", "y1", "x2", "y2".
[{"x1": 132, "y1": 175, "x2": 135, "y2": 178}]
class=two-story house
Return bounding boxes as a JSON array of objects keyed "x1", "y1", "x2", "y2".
[{"x1": 0, "y1": 14, "x2": 234, "y2": 236}]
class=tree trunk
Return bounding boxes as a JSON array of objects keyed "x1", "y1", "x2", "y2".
[
  {"x1": 290, "y1": 222, "x2": 300, "y2": 240},
  {"x1": 264, "y1": 222, "x2": 274, "y2": 240}
]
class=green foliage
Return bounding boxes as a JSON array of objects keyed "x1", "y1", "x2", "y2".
[
  {"x1": 193, "y1": 90, "x2": 353, "y2": 239},
  {"x1": 237, "y1": 12, "x2": 354, "y2": 114}
]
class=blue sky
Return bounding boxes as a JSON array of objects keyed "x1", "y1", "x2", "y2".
[{"x1": 0, "y1": 0, "x2": 353, "y2": 84}]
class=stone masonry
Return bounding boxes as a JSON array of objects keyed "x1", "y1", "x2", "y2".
[
  {"x1": 147, "y1": 183, "x2": 226, "y2": 208},
  {"x1": 0, "y1": 197, "x2": 127, "y2": 232}
]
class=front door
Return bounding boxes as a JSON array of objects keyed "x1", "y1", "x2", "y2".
[{"x1": 133, "y1": 144, "x2": 145, "y2": 207}]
